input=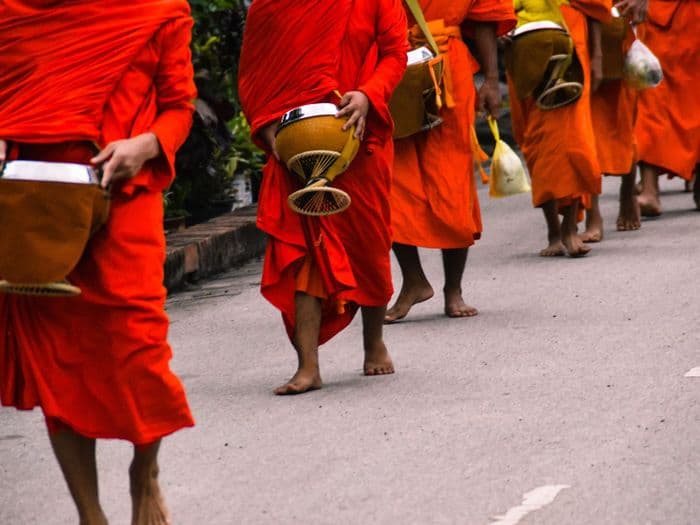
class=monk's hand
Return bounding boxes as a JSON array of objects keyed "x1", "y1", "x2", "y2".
[
  {"x1": 260, "y1": 121, "x2": 280, "y2": 161},
  {"x1": 91, "y1": 133, "x2": 161, "y2": 189},
  {"x1": 337, "y1": 91, "x2": 369, "y2": 140},
  {"x1": 615, "y1": 0, "x2": 648, "y2": 24},
  {"x1": 478, "y1": 77, "x2": 501, "y2": 120},
  {"x1": 0, "y1": 139, "x2": 6, "y2": 172},
  {"x1": 590, "y1": 52, "x2": 604, "y2": 93}
]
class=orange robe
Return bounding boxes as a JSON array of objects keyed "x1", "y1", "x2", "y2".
[
  {"x1": 509, "y1": 1, "x2": 611, "y2": 209},
  {"x1": 591, "y1": 25, "x2": 637, "y2": 175},
  {"x1": 0, "y1": 2, "x2": 196, "y2": 445},
  {"x1": 635, "y1": 0, "x2": 700, "y2": 181},
  {"x1": 238, "y1": 0, "x2": 407, "y2": 344},
  {"x1": 392, "y1": 0, "x2": 515, "y2": 249}
]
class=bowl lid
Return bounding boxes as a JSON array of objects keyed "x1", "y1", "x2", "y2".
[
  {"x1": 278, "y1": 103, "x2": 339, "y2": 132},
  {"x1": 512, "y1": 21, "x2": 566, "y2": 37}
]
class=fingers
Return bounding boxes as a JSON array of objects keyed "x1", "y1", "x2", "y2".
[
  {"x1": 90, "y1": 142, "x2": 116, "y2": 166},
  {"x1": 354, "y1": 116, "x2": 366, "y2": 140},
  {"x1": 0, "y1": 140, "x2": 6, "y2": 171}
]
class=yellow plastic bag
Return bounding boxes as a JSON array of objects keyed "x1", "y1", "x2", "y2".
[{"x1": 487, "y1": 117, "x2": 531, "y2": 198}]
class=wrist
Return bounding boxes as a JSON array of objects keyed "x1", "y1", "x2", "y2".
[{"x1": 142, "y1": 132, "x2": 161, "y2": 160}]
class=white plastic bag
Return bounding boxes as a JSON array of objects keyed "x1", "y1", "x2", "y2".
[
  {"x1": 487, "y1": 117, "x2": 531, "y2": 198},
  {"x1": 624, "y1": 39, "x2": 663, "y2": 89}
]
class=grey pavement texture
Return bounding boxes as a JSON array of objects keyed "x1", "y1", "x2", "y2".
[{"x1": 1, "y1": 176, "x2": 699, "y2": 525}]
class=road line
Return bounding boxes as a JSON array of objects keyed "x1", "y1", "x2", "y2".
[
  {"x1": 490, "y1": 485, "x2": 570, "y2": 525},
  {"x1": 684, "y1": 367, "x2": 700, "y2": 377}
]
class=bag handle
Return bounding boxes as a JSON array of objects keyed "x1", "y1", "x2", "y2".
[
  {"x1": 487, "y1": 116, "x2": 500, "y2": 143},
  {"x1": 403, "y1": 0, "x2": 440, "y2": 57}
]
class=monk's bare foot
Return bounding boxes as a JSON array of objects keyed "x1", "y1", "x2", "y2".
[
  {"x1": 444, "y1": 288, "x2": 478, "y2": 318},
  {"x1": 384, "y1": 281, "x2": 434, "y2": 323},
  {"x1": 562, "y1": 231, "x2": 591, "y2": 258},
  {"x1": 540, "y1": 240, "x2": 565, "y2": 257},
  {"x1": 273, "y1": 367, "x2": 322, "y2": 395},
  {"x1": 638, "y1": 192, "x2": 662, "y2": 217},
  {"x1": 363, "y1": 340, "x2": 394, "y2": 376},
  {"x1": 130, "y1": 464, "x2": 170, "y2": 525},
  {"x1": 616, "y1": 196, "x2": 641, "y2": 231},
  {"x1": 580, "y1": 225, "x2": 603, "y2": 243}
]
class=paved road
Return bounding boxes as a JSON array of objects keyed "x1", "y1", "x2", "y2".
[{"x1": 2, "y1": 176, "x2": 699, "y2": 525}]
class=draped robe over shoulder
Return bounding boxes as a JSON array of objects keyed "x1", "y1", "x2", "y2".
[
  {"x1": 0, "y1": 1, "x2": 196, "y2": 444},
  {"x1": 509, "y1": 0, "x2": 611, "y2": 209},
  {"x1": 391, "y1": 0, "x2": 515, "y2": 249},
  {"x1": 634, "y1": 0, "x2": 700, "y2": 181},
  {"x1": 238, "y1": 0, "x2": 407, "y2": 344}
]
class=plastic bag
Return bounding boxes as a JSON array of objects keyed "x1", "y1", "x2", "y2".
[
  {"x1": 487, "y1": 117, "x2": 531, "y2": 198},
  {"x1": 623, "y1": 39, "x2": 663, "y2": 89}
]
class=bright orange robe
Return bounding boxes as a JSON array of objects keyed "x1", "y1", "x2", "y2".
[
  {"x1": 238, "y1": 0, "x2": 407, "y2": 344},
  {"x1": 392, "y1": 0, "x2": 515, "y2": 249},
  {"x1": 509, "y1": 1, "x2": 611, "y2": 209},
  {"x1": 635, "y1": 0, "x2": 700, "y2": 181},
  {"x1": 591, "y1": 27, "x2": 637, "y2": 175},
  {"x1": 0, "y1": 2, "x2": 196, "y2": 445}
]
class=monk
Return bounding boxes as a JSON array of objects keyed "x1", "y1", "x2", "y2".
[
  {"x1": 238, "y1": 0, "x2": 407, "y2": 395},
  {"x1": 583, "y1": 0, "x2": 648, "y2": 239},
  {"x1": 385, "y1": 0, "x2": 516, "y2": 322},
  {"x1": 634, "y1": 0, "x2": 700, "y2": 215},
  {"x1": 0, "y1": 2, "x2": 196, "y2": 524},
  {"x1": 508, "y1": 0, "x2": 610, "y2": 257}
]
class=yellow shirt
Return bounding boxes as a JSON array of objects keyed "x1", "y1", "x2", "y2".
[{"x1": 513, "y1": 0, "x2": 569, "y2": 27}]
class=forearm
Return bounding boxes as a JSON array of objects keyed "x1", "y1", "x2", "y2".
[{"x1": 473, "y1": 22, "x2": 499, "y2": 81}]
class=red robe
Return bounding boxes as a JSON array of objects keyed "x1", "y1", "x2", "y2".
[
  {"x1": 509, "y1": 1, "x2": 611, "y2": 210},
  {"x1": 0, "y1": 1, "x2": 196, "y2": 445},
  {"x1": 635, "y1": 0, "x2": 700, "y2": 181},
  {"x1": 392, "y1": 0, "x2": 515, "y2": 249},
  {"x1": 591, "y1": 24, "x2": 638, "y2": 175},
  {"x1": 238, "y1": 0, "x2": 407, "y2": 344}
]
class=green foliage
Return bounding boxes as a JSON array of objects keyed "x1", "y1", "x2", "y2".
[{"x1": 170, "y1": 1, "x2": 263, "y2": 225}]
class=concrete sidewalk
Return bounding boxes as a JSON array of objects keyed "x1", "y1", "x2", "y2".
[{"x1": 164, "y1": 205, "x2": 266, "y2": 291}]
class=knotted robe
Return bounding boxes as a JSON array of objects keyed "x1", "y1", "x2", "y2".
[
  {"x1": 238, "y1": 0, "x2": 407, "y2": 344},
  {"x1": 508, "y1": 0, "x2": 611, "y2": 210},
  {"x1": 0, "y1": 1, "x2": 196, "y2": 445},
  {"x1": 591, "y1": 22, "x2": 637, "y2": 175},
  {"x1": 391, "y1": 0, "x2": 516, "y2": 249},
  {"x1": 635, "y1": 0, "x2": 700, "y2": 181}
]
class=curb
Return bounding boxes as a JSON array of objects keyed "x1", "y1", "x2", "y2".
[{"x1": 164, "y1": 205, "x2": 266, "y2": 292}]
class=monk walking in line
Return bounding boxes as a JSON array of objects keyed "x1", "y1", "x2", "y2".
[
  {"x1": 385, "y1": 0, "x2": 516, "y2": 323},
  {"x1": 634, "y1": 0, "x2": 700, "y2": 215},
  {"x1": 0, "y1": 2, "x2": 196, "y2": 524},
  {"x1": 238, "y1": 0, "x2": 407, "y2": 395},
  {"x1": 508, "y1": 0, "x2": 610, "y2": 257},
  {"x1": 583, "y1": 0, "x2": 648, "y2": 239}
]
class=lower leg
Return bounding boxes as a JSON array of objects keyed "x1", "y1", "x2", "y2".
[
  {"x1": 362, "y1": 305, "x2": 394, "y2": 376},
  {"x1": 581, "y1": 194, "x2": 603, "y2": 242},
  {"x1": 130, "y1": 440, "x2": 169, "y2": 525},
  {"x1": 638, "y1": 162, "x2": 662, "y2": 216},
  {"x1": 561, "y1": 201, "x2": 591, "y2": 257},
  {"x1": 48, "y1": 426, "x2": 107, "y2": 525},
  {"x1": 385, "y1": 243, "x2": 434, "y2": 322},
  {"x1": 539, "y1": 200, "x2": 565, "y2": 256},
  {"x1": 693, "y1": 167, "x2": 700, "y2": 209},
  {"x1": 274, "y1": 292, "x2": 323, "y2": 395},
  {"x1": 617, "y1": 167, "x2": 641, "y2": 230},
  {"x1": 442, "y1": 248, "x2": 478, "y2": 317}
]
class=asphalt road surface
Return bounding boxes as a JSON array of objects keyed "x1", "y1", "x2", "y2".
[{"x1": 2, "y1": 175, "x2": 698, "y2": 525}]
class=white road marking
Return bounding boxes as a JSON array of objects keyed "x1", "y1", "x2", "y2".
[
  {"x1": 684, "y1": 367, "x2": 700, "y2": 377},
  {"x1": 491, "y1": 485, "x2": 571, "y2": 525}
]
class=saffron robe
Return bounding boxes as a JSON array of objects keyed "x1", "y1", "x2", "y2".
[
  {"x1": 0, "y1": 1, "x2": 196, "y2": 445},
  {"x1": 591, "y1": 25, "x2": 637, "y2": 175},
  {"x1": 238, "y1": 0, "x2": 407, "y2": 344},
  {"x1": 391, "y1": 0, "x2": 516, "y2": 249},
  {"x1": 635, "y1": 0, "x2": 700, "y2": 181},
  {"x1": 509, "y1": 1, "x2": 611, "y2": 209}
]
